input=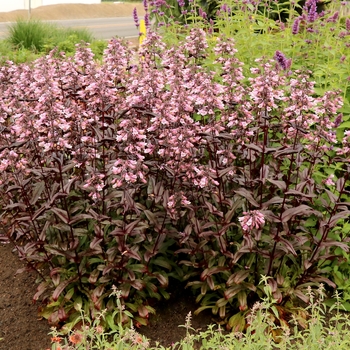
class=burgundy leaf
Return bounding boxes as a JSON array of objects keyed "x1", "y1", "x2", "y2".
[
  {"x1": 51, "y1": 207, "x2": 69, "y2": 224},
  {"x1": 224, "y1": 285, "x2": 243, "y2": 300},
  {"x1": 204, "y1": 201, "x2": 223, "y2": 217},
  {"x1": 274, "y1": 145, "x2": 303, "y2": 157},
  {"x1": 52, "y1": 276, "x2": 79, "y2": 301},
  {"x1": 92, "y1": 285, "x2": 104, "y2": 301},
  {"x1": 281, "y1": 205, "x2": 315, "y2": 222},
  {"x1": 130, "y1": 279, "x2": 145, "y2": 290},
  {"x1": 277, "y1": 237, "x2": 297, "y2": 256},
  {"x1": 234, "y1": 188, "x2": 259, "y2": 207},
  {"x1": 138, "y1": 304, "x2": 149, "y2": 319},
  {"x1": 267, "y1": 179, "x2": 287, "y2": 191},
  {"x1": 226, "y1": 270, "x2": 250, "y2": 286},
  {"x1": 201, "y1": 266, "x2": 228, "y2": 281},
  {"x1": 329, "y1": 211, "x2": 350, "y2": 227},
  {"x1": 336, "y1": 177, "x2": 345, "y2": 192}
]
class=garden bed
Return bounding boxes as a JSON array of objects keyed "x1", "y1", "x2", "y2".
[{"x1": 0, "y1": 242, "x2": 214, "y2": 350}]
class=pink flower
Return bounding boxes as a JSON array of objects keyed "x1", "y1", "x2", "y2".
[
  {"x1": 324, "y1": 174, "x2": 335, "y2": 186},
  {"x1": 238, "y1": 210, "x2": 265, "y2": 233}
]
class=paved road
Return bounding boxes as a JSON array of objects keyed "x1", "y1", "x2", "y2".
[{"x1": 0, "y1": 17, "x2": 138, "y2": 40}]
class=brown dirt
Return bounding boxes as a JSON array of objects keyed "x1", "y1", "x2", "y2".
[
  {"x1": 0, "y1": 243, "x2": 52, "y2": 350},
  {"x1": 0, "y1": 242, "x2": 214, "y2": 349},
  {"x1": 0, "y1": 3, "x2": 145, "y2": 22}
]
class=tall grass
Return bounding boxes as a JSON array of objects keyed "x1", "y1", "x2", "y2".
[{"x1": 7, "y1": 19, "x2": 93, "y2": 53}]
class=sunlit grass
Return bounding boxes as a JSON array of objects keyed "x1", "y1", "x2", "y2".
[{"x1": 7, "y1": 19, "x2": 93, "y2": 53}]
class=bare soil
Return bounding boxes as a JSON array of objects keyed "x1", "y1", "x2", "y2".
[{"x1": 0, "y1": 243, "x2": 52, "y2": 350}]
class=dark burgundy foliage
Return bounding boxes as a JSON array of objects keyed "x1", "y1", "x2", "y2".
[{"x1": 0, "y1": 29, "x2": 349, "y2": 330}]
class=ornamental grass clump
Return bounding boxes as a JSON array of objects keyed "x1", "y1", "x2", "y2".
[{"x1": 0, "y1": 28, "x2": 349, "y2": 331}]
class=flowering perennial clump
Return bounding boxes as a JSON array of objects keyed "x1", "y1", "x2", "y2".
[{"x1": 0, "y1": 28, "x2": 349, "y2": 328}]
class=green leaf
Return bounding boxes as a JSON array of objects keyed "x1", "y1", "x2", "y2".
[
  {"x1": 228, "y1": 312, "x2": 246, "y2": 332},
  {"x1": 216, "y1": 297, "x2": 228, "y2": 308},
  {"x1": 64, "y1": 288, "x2": 75, "y2": 301},
  {"x1": 338, "y1": 121, "x2": 350, "y2": 129},
  {"x1": 194, "y1": 305, "x2": 214, "y2": 316},
  {"x1": 74, "y1": 296, "x2": 83, "y2": 311},
  {"x1": 152, "y1": 257, "x2": 173, "y2": 270}
]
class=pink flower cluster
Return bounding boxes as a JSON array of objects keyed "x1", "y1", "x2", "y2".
[
  {"x1": 238, "y1": 210, "x2": 265, "y2": 233},
  {"x1": 0, "y1": 28, "x2": 347, "y2": 212}
]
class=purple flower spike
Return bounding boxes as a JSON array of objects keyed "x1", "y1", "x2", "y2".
[
  {"x1": 274, "y1": 50, "x2": 291, "y2": 71},
  {"x1": 133, "y1": 7, "x2": 139, "y2": 28},
  {"x1": 198, "y1": 8, "x2": 207, "y2": 19},
  {"x1": 306, "y1": 0, "x2": 317, "y2": 23},
  {"x1": 292, "y1": 17, "x2": 300, "y2": 35},
  {"x1": 327, "y1": 11, "x2": 339, "y2": 23},
  {"x1": 346, "y1": 18, "x2": 350, "y2": 31},
  {"x1": 144, "y1": 13, "x2": 150, "y2": 29},
  {"x1": 334, "y1": 113, "x2": 343, "y2": 127},
  {"x1": 177, "y1": 0, "x2": 185, "y2": 7},
  {"x1": 143, "y1": 0, "x2": 148, "y2": 12}
]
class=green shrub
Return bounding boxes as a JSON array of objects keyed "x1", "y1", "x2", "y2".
[
  {"x1": 7, "y1": 19, "x2": 94, "y2": 54},
  {"x1": 7, "y1": 19, "x2": 54, "y2": 52}
]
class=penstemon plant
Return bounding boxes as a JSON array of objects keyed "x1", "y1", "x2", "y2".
[{"x1": 0, "y1": 25, "x2": 349, "y2": 331}]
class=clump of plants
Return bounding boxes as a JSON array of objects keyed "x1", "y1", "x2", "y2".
[
  {"x1": 147, "y1": 0, "x2": 350, "y2": 112},
  {"x1": 0, "y1": 19, "x2": 349, "y2": 333},
  {"x1": 48, "y1": 282, "x2": 350, "y2": 349},
  {"x1": 3, "y1": 19, "x2": 107, "y2": 63}
]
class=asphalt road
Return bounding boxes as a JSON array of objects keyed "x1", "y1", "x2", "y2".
[{"x1": 0, "y1": 17, "x2": 138, "y2": 41}]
